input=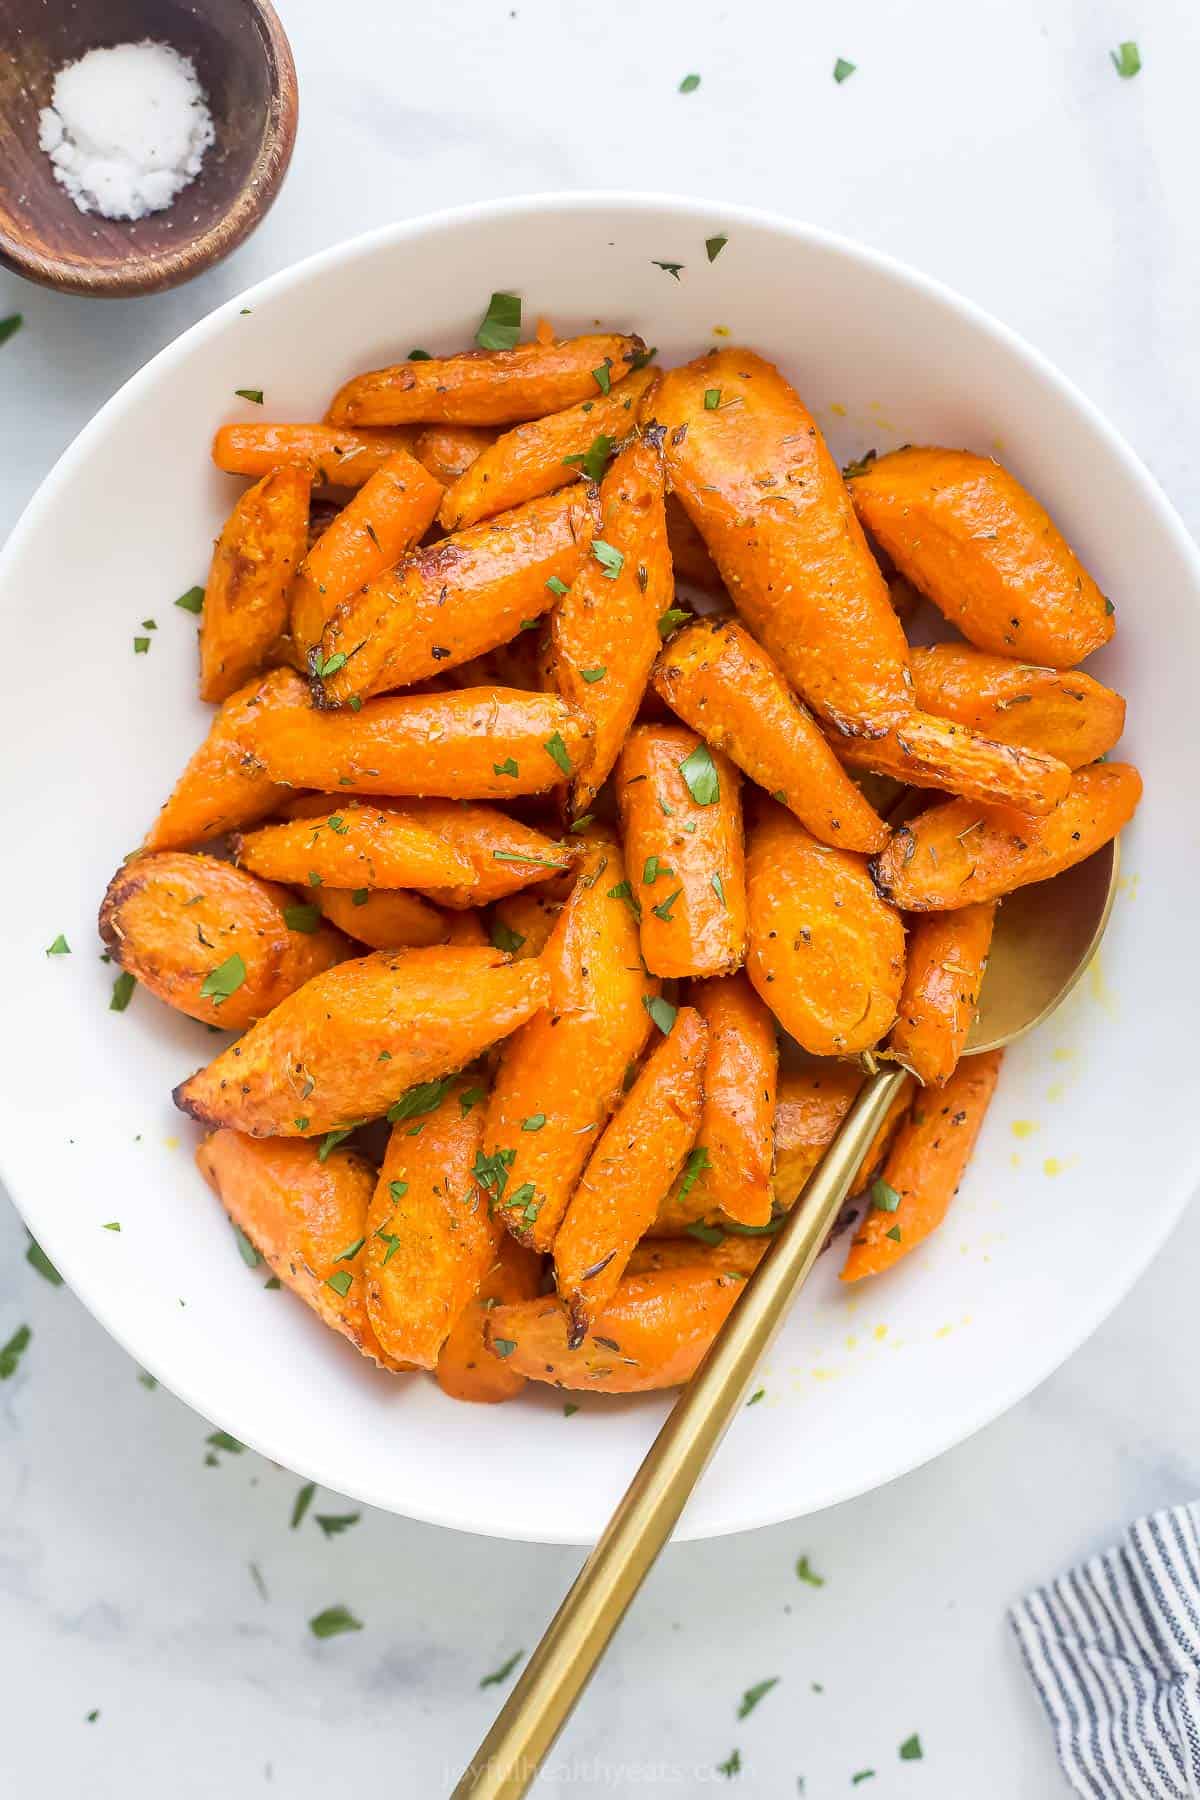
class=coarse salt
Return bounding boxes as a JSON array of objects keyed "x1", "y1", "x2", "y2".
[{"x1": 38, "y1": 41, "x2": 214, "y2": 222}]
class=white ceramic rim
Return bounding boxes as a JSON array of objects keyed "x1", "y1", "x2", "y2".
[{"x1": 3, "y1": 190, "x2": 1197, "y2": 1542}]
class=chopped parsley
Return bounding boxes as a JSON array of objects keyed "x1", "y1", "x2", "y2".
[
  {"x1": 652, "y1": 887, "x2": 682, "y2": 921},
  {"x1": 309, "y1": 1604, "x2": 363, "y2": 1639},
  {"x1": 0, "y1": 313, "x2": 23, "y2": 347},
  {"x1": 459, "y1": 1086, "x2": 486, "y2": 1115},
  {"x1": 480, "y1": 1649, "x2": 524, "y2": 1687},
  {"x1": 716, "y1": 1749, "x2": 741, "y2": 1778},
  {"x1": 200, "y1": 953, "x2": 247, "y2": 1007},
  {"x1": 899, "y1": 1734, "x2": 923, "y2": 1761},
  {"x1": 492, "y1": 1337, "x2": 518, "y2": 1358},
  {"x1": 833, "y1": 57, "x2": 857, "y2": 83},
  {"x1": 643, "y1": 855, "x2": 673, "y2": 884},
  {"x1": 235, "y1": 388, "x2": 264, "y2": 403},
  {"x1": 580, "y1": 666, "x2": 606, "y2": 683},
  {"x1": 175, "y1": 585, "x2": 205, "y2": 613},
  {"x1": 334, "y1": 1237, "x2": 365, "y2": 1262},
  {"x1": 704, "y1": 388, "x2": 721, "y2": 410},
  {"x1": 1111, "y1": 40, "x2": 1141, "y2": 78},
  {"x1": 607, "y1": 879, "x2": 642, "y2": 919},
  {"x1": 591, "y1": 538, "x2": 624, "y2": 579},
  {"x1": 109, "y1": 971, "x2": 136, "y2": 1012},
  {"x1": 870, "y1": 1178, "x2": 901, "y2": 1212},
  {"x1": 658, "y1": 607, "x2": 691, "y2": 638},
  {"x1": 679, "y1": 742, "x2": 720, "y2": 804},
  {"x1": 351, "y1": 889, "x2": 369, "y2": 906},
  {"x1": 315, "y1": 651, "x2": 347, "y2": 679},
  {"x1": 679, "y1": 72, "x2": 701, "y2": 93},
  {"x1": 493, "y1": 757, "x2": 519, "y2": 777},
  {"x1": 102, "y1": 1221, "x2": 120, "y2": 1232},
  {"x1": 591, "y1": 363, "x2": 612, "y2": 394},
  {"x1": 325, "y1": 1269, "x2": 353, "y2": 1297},
  {"x1": 643, "y1": 994, "x2": 677, "y2": 1035},
  {"x1": 233, "y1": 1224, "x2": 261, "y2": 1268},
  {"x1": 316, "y1": 1512, "x2": 360, "y2": 1537},
  {"x1": 0, "y1": 1325, "x2": 31, "y2": 1380},
  {"x1": 563, "y1": 432, "x2": 613, "y2": 482},
  {"x1": 564, "y1": 1402, "x2": 579, "y2": 1417},
  {"x1": 711, "y1": 872, "x2": 727, "y2": 907},
  {"x1": 388, "y1": 1180, "x2": 409, "y2": 1202},
  {"x1": 291, "y1": 1482, "x2": 316, "y2": 1528},
  {"x1": 653, "y1": 261, "x2": 684, "y2": 280},
  {"x1": 544, "y1": 732, "x2": 573, "y2": 775},
  {"x1": 851, "y1": 1774, "x2": 875, "y2": 1787},
  {"x1": 25, "y1": 1237, "x2": 62, "y2": 1285},
  {"x1": 45, "y1": 934, "x2": 70, "y2": 956},
  {"x1": 490, "y1": 921, "x2": 526, "y2": 955},
  {"x1": 284, "y1": 904, "x2": 321, "y2": 933},
  {"x1": 205, "y1": 1430, "x2": 243, "y2": 1455},
  {"x1": 318, "y1": 1122, "x2": 362, "y2": 1162},
  {"x1": 795, "y1": 1555, "x2": 825, "y2": 1587},
  {"x1": 885, "y1": 1225, "x2": 902, "y2": 1242},
  {"x1": 546, "y1": 575, "x2": 569, "y2": 597},
  {"x1": 678, "y1": 1145, "x2": 710, "y2": 1201},
  {"x1": 493, "y1": 849, "x2": 568, "y2": 869},
  {"x1": 737, "y1": 1677, "x2": 778, "y2": 1718},
  {"x1": 705, "y1": 234, "x2": 728, "y2": 262},
  {"x1": 133, "y1": 636, "x2": 150, "y2": 654},
  {"x1": 747, "y1": 1388, "x2": 765, "y2": 1406},
  {"x1": 570, "y1": 814, "x2": 595, "y2": 832},
  {"x1": 388, "y1": 1076, "x2": 456, "y2": 1123},
  {"x1": 522, "y1": 1114, "x2": 546, "y2": 1132},
  {"x1": 475, "y1": 291, "x2": 522, "y2": 351}
]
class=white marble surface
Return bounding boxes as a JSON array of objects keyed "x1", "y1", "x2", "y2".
[{"x1": 3, "y1": 1, "x2": 1199, "y2": 1792}]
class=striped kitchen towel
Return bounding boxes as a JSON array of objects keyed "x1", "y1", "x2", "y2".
[{"x1": 1011, "y1": 1502, "x2": 1200, "y2": 1798}]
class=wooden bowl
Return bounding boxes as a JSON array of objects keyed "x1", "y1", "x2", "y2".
[{"x1": 0, "y1": 0, "x2": 298, "y2": 297}]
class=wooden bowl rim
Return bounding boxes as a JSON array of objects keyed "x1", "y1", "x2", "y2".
[{"x1": 0, "y1": 0, "x2": 298, "y2": 299}]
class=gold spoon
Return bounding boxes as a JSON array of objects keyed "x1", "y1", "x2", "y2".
[{"x1": 453, "y1": 840, "x2": 1120, "y2": 1800}]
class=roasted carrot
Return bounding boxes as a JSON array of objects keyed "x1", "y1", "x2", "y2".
[
  {"x1": 237, "y1": 687, "x2": 593, "y2": 801},
  {"x1": 485, "y1": 1266, "x2": 745, "y2": 1393},
  {"x1": 617, "y1": 724, "x2": 746, "y2": 979},
  {"x1": 653, "y1": 350, "x2": 1074, "y2": 811},
  {"x1": 143, "y1": 666, "x2": 307, "y2": 852},
  {"x1": 626, "y1": 1235, "x2": 767, "y2": 1278},
  {"x1": 212, "y1": 422, "x2": 419, "y2": 487},
  {"x1": 173, "y1": 946, "x2": 550, "y2": 1137},
  {"x1": 444, "y1": 910, "x2": 490, "y2": 946},
  {"x1": 392, "y1": 799, "x2": 572, "y2": 909},
  {"x1": 412, "y1": 424, "x2": 498, "y2": 487},
  {"x1": 233, "y1": 803, "x2": 474, "y2": 891},
  {"x1": 436, "y1": 1234, "x2": 543, "y2": 1403},
  {"x1": 489, "y1": 888, "x2": 565, "y2": 960},
  {"x1": 745, "y1": 797, "x2": 905, "y2": 1055},
  {"x1": 687, "y1": 974, "x2": 778, "y2": 1228},
  {"x1": 290, "y1": 450, "x2": 443, "y2": 657},
  {"x1": 314, "y1": 486, "x2": 598, "y2": 703},
  {"x1": 665, "y1": 493, "x2": 724, "y2": 595},
  {"x1": 483, "y1": 835, "x2": 655, "y2": 1251},
  {"x1": 653, "y1": 618, "x2": 888, "y2": 853},
  {"x1": 555, "y1": 1006, "x2": 707, "y2": 1343},
  {"x1": 99, "y1": 852, "x2": 346, "y2": 1030},
  {"x1": 829, "y1": 715, "x2": 1072, "y2": 815},
  {"x1": 196, "y1": 1131, "x2": 403, "y2": 1368},
  {"x1": 888, "y1": 904, "x2": 996, "y2": 1086},
  {"x1": 841, "y1": 1049, "x2": 1003, "y2": 1280},
  {"x1": 328, "y1": 333, "x2": 646, "y2": 428},
  {"x1": 314, "y1": 885, "x2": 449, "y2": 950},
  {"x1": 871, "y1": 761, "x2": 1142, "y2": 910},
  {"x1": 910, "y1": 644, "x2": 1126, "y2": 769},
  {"x1": 363, "y1": 1075, "x2": 494, "y2": 1367},
  {"x1": 437, "y1": 368, "x2": 655, "y2": 530},
  {"x1": 770, "y1": 1065, "x2": 863, "y2": 1209},
  {"x1": 549, "y1": 436, "x2": 672, "y2": 814},
  {"x1": 199, "y1": 466, "x2": 311, "y2": 703},
  {"x1": 848, "y1": 447, "x2": 1114, "y2": 667}
]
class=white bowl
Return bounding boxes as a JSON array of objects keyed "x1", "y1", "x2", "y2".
[{"x1": 1, "y1": 193, "x2": 1194, "y2": 1545}]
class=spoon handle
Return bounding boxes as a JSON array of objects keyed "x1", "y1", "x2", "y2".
[{"x1": 451, "y1": 1064, "x2": 907, "y2": 1799}]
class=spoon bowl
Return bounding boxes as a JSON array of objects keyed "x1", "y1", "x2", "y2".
[{"x1": 0, "y1": 0, "x2": 297, "y2": 297}]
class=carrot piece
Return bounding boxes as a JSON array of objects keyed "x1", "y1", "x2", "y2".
[
  {"x1": 829, "y1": 714, "x2": 1072, "y2": 815},
  {"x1": 314, "y1": 885, "x2": 449, "y2": 950},
  {"x1": 290, "y1": 450, "x2": 443, "y2": 657},
  {"x1": 871, "y1": 761, "x2": 1143, "y2": 910},
  {"x1": 195, "y1": 1130, "x2": 403, "y2": 1368},
  {"x1": 232, "y1": 802, "x2": 474, "y2": 891},
  {"x1": 688, "y1": 974, "x2": 778, "y2": 1228},
  {"x1": 315, "y1": 486, "x2": 598, "y2": 702},
  {"x1": 436, "y1": 1234, "x2": 543, "y2": 1403},
  {"x1": 665, "y1": 493, "x2": 724, "y2": 595},
  {"x1": 617, "y1": 724, "x2": 746, "y2": 979},
  {"x1": 237, "y1": 687, "x2": 593, "y2": 801},
  {"x1": 489, "y1": 889, "x2": 565, "y2": 960},
  {"x1": 771, "y1": 1065, "x2": 863, "y2": 1210},
  {"x1": 888, "y1": 903, "x2": 997, "y2": 1086},
  {"x1": 549, "y1": 436, "x2": 672, "y2": 814},
  {"x1": 173, "y1": 946, "x2": 550, "y2": 1137},
  {"x1": 848, "y1": 1075, "x2": 915, "y2": 1198},
  {"x1": 848, "y1": 448, "x2": 1114, "y2": 667},
  {"x1": 143, "y1": 666, "x2": 307, "y2": 852},
  {"x1": 212, "y1": 423, "x2": 419, "y2": 486},
  {"x1": 412, "y1": 424, "x2": 498, "y2": 486},
  {"x1": 626, "y1": 1235, "x2": 767, "y2": 1278},
  {"x1": 652, "y1": 350, "x2": 1071, "y2": 811},
  {"x1": 327, "y1": 333, "x2": 647, "y2": 428},
  {"x1": 98, "y1": 851, "x2": 347, "y2": 1030},
  {"x1": 485, "y1": 1267, "x2": 745, "y2": 1393},
  {"x1": 363, "y1": 1074, "x2": 494, "y2": 1367},
  {"x1": 653, "y1": 618, "x2": 888, "y2": 853},
  {"x1": 444, "y1": 910, "x2": 490, "y2": 946},
  {"x1": 555, "y1": 1006, "x2": 708, "y2": 1343},
  {"x1": 199, "y1": 466, "x2": 311, "y2": 702},
  {"x1": 745, "y1": 797, "x2": 905, "y2": 1055},
  {"x1": 482, "y1": 835, "x2": 656, "y2": 1251},
  {"x1": 841, "y1": 1050, "x2": 1003, "y2": 1280},
  {"x1": 437, "y1": 367, "x2": 655, "y2": 530},
  {"x1": 394, "y1": 799, "x2": 572, "y2": 909},
  {"x1": 910, "y1": 644, "x2": 1126, "y2": 769}
]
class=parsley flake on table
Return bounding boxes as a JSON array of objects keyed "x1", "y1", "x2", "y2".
[
  {"x1": 705, "y1": 234, "x2": 728, "y2": 262},
  {"x1": 870, "y1": 1177, "x2": 901, "y2": 1212},
  {"x1": 475, "y1": 291, "x2": 522, "y2": 351},
  {"x1": 796, "y1": 1554, "x2": 825, "y2": 1586},
  {"x1": 544, "y1": 731, "x2": 574, "y2": 774},
  {"x1": 309, "y1": 1604, "x2": 363, "y2": 1639},
  {"x1": 851, "y1": 1773, "x2": 875, "y2": 1787},
  {"x1": 205, "y1": 1430, "x2": 243, "y2": 1455},
  {"x1": 133, "y1": 635, "x2": 151, "y2": 654},
  {"x1": 138, "y1": 1369, "x2": 157, "y2": 1389},
  {"x1": 563, "y1": 1402, "x2": 579, "y2": 1417},
  {"x1": 833, "y1": 57, "x2": 857, "y2": 83},
  {"x1": 679, "y1": 742, "x2": 720, "y2": 804},
  {"x1": 480, "y1": 1649, "x2": 524, "y2": 1687},
  {"x1": 109, "y1": 971, "x2": 136, "y2": 1012},
  {"x1": 652, "y1": 261, "x2": 684, "y2": 280},
  {"x1": 408, "y1": 348, "x2": 431, "y2": 360},
  {"x1": 747, "y1": 1387, "x2": 765, "y2": 1407},
  {"x1": 0, "y1": 313, "x2": 23, "y2": 347},
  {"x1": 233, "y1": 1224, "x2": 261, "y2": 1268},
  {"x1": 591, "y1": 538, "x2": 624, "y2": 579},
  {"x1": 716, "y1": 1748, "x2": 741, "y2": 1778},
  {"x1": 235, "y1": 388, "x2": 264, "y2": 404},
  {"x1": 200, "y1": 953, "x2": 246, "y2": 1007},
  {"x1": 899, "y1": 1734, "x2": 924, "y2": 1761},
  {"x1": 283, "y1": 904, "x2": 321, "y2": 934},
  {"x1": 1111, "y1": 40, "x2": 1141, "y2": 78},
  {"x1": 0, "y1": 1325, "x2": 31, "y2": 1380},
  {"x1": 643, "y1": 994, "x2": 677, "y2": 1035},
  {"x1": 737, "y1": 1676, "x2": 779, "y2": 1718},
  {"x1": 316, "y1": 1512, "x2": 361, "y2": 1538},
  {"x1": 45, "y1": 934, "x2": 70, "y2": 956},
  {"x1": 679, "y1": 72, "x2": 701, "y2": 93},
  {"x1": 291, "y1": 1481, "x2": 316, "y2": 1529},
  {"x1": 26, "y1": 1237, "x2": 62, "y2": 1285},
  {"x1": 85, "y1": 1709, "x2": 99, "y2": 1724},
  {"x1": 174, "y1": 585, "x2": 205, "y2": 614}
]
